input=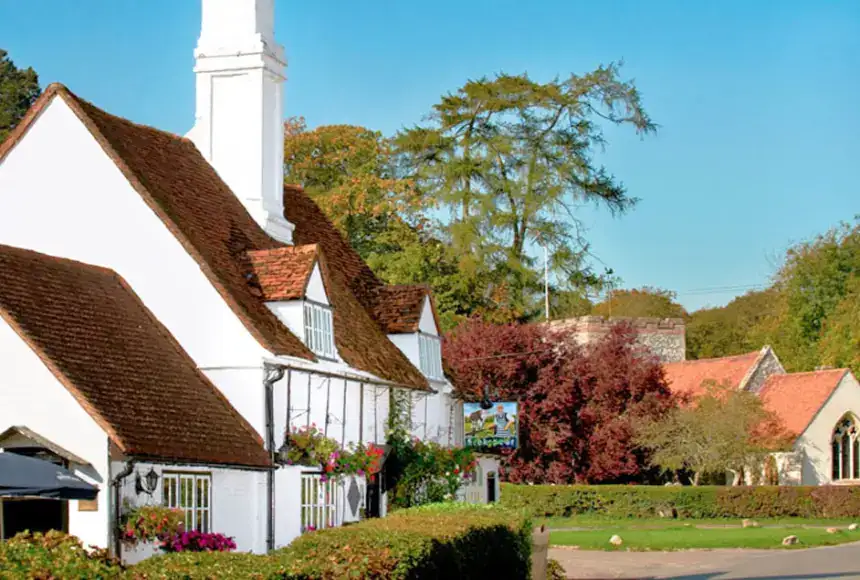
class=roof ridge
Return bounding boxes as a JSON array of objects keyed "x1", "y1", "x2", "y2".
[
  {"x1": 768, "y1": 368, "x2": 850, "y2": 378},
  {"x1": 666, "y1": 350, "x2": 760, "y2": 365}
]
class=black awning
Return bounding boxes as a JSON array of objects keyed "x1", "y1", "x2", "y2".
[{"x1": 0, "y1": 452, "x2": 98, "y2": 500}]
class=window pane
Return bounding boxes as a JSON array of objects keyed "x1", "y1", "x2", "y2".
[
  {"x1": 832, "y1": 441, "x2": 840, "y2": 480},
  {"x1": 842, "y1": 433, "x2": 851, "y2": 480},
  {"x1": 854, "y1": 440, "x2": 860, "y2": 480}
]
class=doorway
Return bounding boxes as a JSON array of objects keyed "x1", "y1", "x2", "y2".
[
  {"x1": 487, "y1": 472, "x2": 497, "y2": 503},
  {"x1": 1, "y1": 498, "x2": 67, "y2": 538}
]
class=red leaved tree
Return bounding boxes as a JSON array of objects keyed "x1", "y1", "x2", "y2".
[{"x1": 444, "y1": 319, "x2": 676, "y2": 483}]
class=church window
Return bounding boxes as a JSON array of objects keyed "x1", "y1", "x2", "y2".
[
  {"x1": 831, "y1": 416, "x2": 859, "y2": 481},
  {"x1": 304, "y1": 301, "x2": 335, "y2": 359},
  {"x1": 418, "y1": 333, "x2": 443, "y2": 381}
]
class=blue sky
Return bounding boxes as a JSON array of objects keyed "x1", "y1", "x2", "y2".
[{"x1": 2, "y1": 1, "x2": 858, "y2": 311}]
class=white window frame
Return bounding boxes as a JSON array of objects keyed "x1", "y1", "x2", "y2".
[
  {"x1": 418, "y1": 332, "x2": 443, "y2": 381},
  {"x1": 303, "y1": 300, "x2": 336, "y2": 359},
  {"x1": 162, "y1": 472, "x2": 212, "y2": 533},
  {"x1": 300, "y1": 471, "x2": 341, "y2": 532}
]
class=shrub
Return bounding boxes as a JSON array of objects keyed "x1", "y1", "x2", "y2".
[
  {"x1": 126, "y1": 552, "x2": 286, "y2": 579},
  {"x1": 127, "y1": 504, "x2": 531, "y2": 579},
  {"x1": 122, "y1": 505, "x2": 185, "y2": 546},
  {"x1": 548, "y1": 559, "x2": 567, "y2": 580},
  {"x1": 0, "y1": 530, "x2": 123, "y2": 579},
  {"x1": 159, "y1": 530, "x2": 237, "y2": 553},
  {"x1": 501, "y1": 483, "x2": 860, "y2": 519},
  {"x1": 274, "y1": 503, "x2": 532, "y2": 579}
]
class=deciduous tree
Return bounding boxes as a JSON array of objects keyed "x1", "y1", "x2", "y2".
[
  {"x1": 592, "y1": 287, "x2": 687, "y2": 319},
  {"x1": 444, "y1": 320, "x2": 674, "y2": 483},
  {"x1": 635, "y1": 381, "x2": 793, "y2": 485},
  {"x1": 0, "y1": 49, "x2": 40, "y2": 144},
  {"x1": 396, "y1": 65, "x2": 655, "y2": 317}
]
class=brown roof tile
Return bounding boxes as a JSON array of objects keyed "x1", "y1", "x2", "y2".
[
  {"x1": 246, "y1": 245, "x2": 319, "y2": 301},
  {"x1": 2, "y1": 84, "x2": 429, "y2": 390},
  {"x1": 759, "y1": 369, "x2": 849, "y2": 437},
  {"x1": 370, "y1": 285, "x2": 431, "y2": 334},
  {"x1": 0, "y1": 84, "x2": 313, "y2": 362},
  {"x1": 0, "y1": 244, "x2": 271, "y2": 468},
  {"x1": 663, "y1": 351, "x2": 761, "y2": 398},
  {"x1": 283, "y1": 188, "x2": 429, "y2": 388}
]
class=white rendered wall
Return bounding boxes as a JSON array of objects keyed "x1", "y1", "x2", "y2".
[
  {"x1": 0, "y1": 316, "x2": 110, "y2": 548},
  {"x1": 116, "y1": 460, "x2": 268, "y2": 561},
  {"x1": 0, "y1": 96, "x2": 267, "y2": 370},
  {"x1": 418, "y1": 298, "x2": 437, "y2": 335},
  {"x1": 796, "y1": 373, "x2": 860, "y2": 485},
  {"x1": 305, "y1": 264, "x2": 328, "y2": 304},
  {"x1": 271, "y1": 369, "x2": 387, "y2": 450}
]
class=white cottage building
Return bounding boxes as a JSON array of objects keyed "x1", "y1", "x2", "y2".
[{"x1": 0, "y1": 0, "x2": 470, "y2": 558}]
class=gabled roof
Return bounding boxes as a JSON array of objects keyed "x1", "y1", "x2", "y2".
[
  {"x1": 246, "y1": 245, "x2": 319, "y2": 301},
  {"x1": 0, "y1": 244, "x2": 271, "y2": 468},
  {"x1": 0, "y1": 426, "x2": 89, "y2": 466},
  {"x1": 1, "y1": 84, "x2": 431, "y2": 389},
  {"x1": 371, "y1": 285, "x2": 433, "y2": 334},
  {"x1": 0, "y1": 84, "x2": 313, "y2": 362},
  {"x1": 663, "y1": 350, "x2": 762, "y2": 398},
  {"x1": 759, "y1": 369, "x2": 850, "y2": 437},
  {"x1": 283, "y1": 187, "x2": 429, "y2": 388}
]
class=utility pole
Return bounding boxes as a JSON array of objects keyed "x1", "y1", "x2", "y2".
[{"x1": 544, "y1": 242, "x2": 550, "y2": 322}]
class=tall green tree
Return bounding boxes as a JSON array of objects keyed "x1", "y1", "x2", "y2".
[
  {"x1": 686, "y1": 289, "x2": 778, "y2": 360},
  {"x1": 0, "y1": 49, "x2": 41, "y2": 144},
  {"x1": 818, "y1": 275, "x2": 860, "y2": 375},
  {"x1": 395, "y1": 64, "x2": 655, "y2": 318},
  {"x1": 283, "y1": 118, "x2": 486, "y2": 329},
  {"x1": 755, "y1": 220, "x2": 860, "y2": 371},
  {"x1": 591, "y1": 287, "x2": 687, "y2": 319}
]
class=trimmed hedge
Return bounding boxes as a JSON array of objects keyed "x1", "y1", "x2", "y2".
[
  {"x1": 501, "y1": 483, "x2": 860, "y2": 519},
  {"x1": 127, "y1": 503, "x2": 531, "y2": 579},
  {"x1": 0, "y1": 530, "x2": 123, "y2": 579}
]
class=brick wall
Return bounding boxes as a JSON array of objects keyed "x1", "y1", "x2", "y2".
[{"x1": 548, "y1": 315, "x2": 687, "y2": 363}]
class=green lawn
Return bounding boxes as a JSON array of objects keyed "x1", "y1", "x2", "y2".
[{"x1": 544, "y1": 517, "x2": 860, "y2": 551}]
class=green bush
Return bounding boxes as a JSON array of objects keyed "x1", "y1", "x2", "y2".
[
  {"x1": 501, "y1": 483, "x2": 860, "y2": 519},
  {"x1": 126, "y1": 552, "x2": 286, "y2": 579},
  {"x1": 0, "y1": 530, "x2": 123, "y2": 579},
  {"x1": 275, "y1": 503, "x2": 532, "y2": 579},
  {"x1": 125, "y1": 503, "x2": 532, "y2": 579}
]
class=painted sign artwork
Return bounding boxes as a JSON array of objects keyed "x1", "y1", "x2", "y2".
[{"x1": 464, "y1": 401, "x2": 518, "y2": 451}]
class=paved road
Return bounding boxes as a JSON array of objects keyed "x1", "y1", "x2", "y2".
[{"x1": 551, "y1": 542, "x2": 860, "y2": 580}]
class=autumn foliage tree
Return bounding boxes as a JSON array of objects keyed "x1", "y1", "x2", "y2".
[
  {"x1": 591, "y1": 287, "x2": 687, "y2": 319},
  {"x1": 635, "y1": 381, "x2": 794, "y2": 485},
  {"x1": 444, "y1": 320, "x2": 675, "y2": 483}
]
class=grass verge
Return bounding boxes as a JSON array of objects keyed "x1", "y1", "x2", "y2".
[{"x1": 547, "y1": 519, "x2": 860, "y2": 551}]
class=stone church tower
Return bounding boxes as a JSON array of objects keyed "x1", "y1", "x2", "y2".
[{"x1": 548, "y1": 316, "x2": 687, "y2": 363}]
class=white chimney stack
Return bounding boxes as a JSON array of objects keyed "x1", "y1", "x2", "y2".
[{"x1": 189, "y1": 0, "x2": 295, "y2": 244}]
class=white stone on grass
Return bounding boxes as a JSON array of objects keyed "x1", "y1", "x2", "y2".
[
  {"x1": 609, "y1": 535, "x2": 623, "y2": 546},
  {"x1": 782, "y1": 535, "x2": 799, "y2": 546}
]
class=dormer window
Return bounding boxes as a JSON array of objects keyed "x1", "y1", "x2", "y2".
[
  {"x1": 418, "y1": 333, "x2": 443, "y2": 381},
  {"x1": 304, "y1": 301, "x2": 335, "y2": 359}
]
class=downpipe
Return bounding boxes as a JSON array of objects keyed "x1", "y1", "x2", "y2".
[
  {"x1": 111, "y1": 459, "x2": 136, "y2": 558},
  {"x1": 264, "y1": 363, "x2": 285, "y2": 552}
]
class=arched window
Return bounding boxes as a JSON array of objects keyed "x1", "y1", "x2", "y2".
[{"x1": 832, "y1": 416, "x2": 859, "y2": 481}]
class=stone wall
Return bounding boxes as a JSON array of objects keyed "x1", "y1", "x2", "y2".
[
  {"x1": 548, "y1": 315, "x2": 687, "y2": 363},
  {"x1": 742, "y1": 347, "x2": 786, "y2": 393}
]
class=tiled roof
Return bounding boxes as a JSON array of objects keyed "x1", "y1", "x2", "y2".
[
  {"x1": 0, "y1": 245, "x2": 271, "y2": 468},
  {"x1": 284, "y1": 187, "x2": 429, "y2": 389},
  {"x1": 663, "y1": 351, "x2": 762, "y2": 398},
  {"x1": 2, "y1": 84, "x2": 430, "y2": 390},
  {"x1": 759, "y1": 369, "x2": 849, "y2": 437},
  {"x1": 0, "y1": 84, "x2": 314, "y2": 362},
  {"x1": 246, "y1": 245, "x2": 319, "y2": 301},
  {"x1": 371, "y1": 285, "x2": 431, "y2": 334}
]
